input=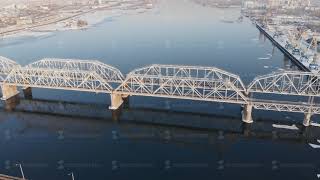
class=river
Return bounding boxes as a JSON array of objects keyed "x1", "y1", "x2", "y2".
[{"x1": 0, "y1": 0, "x2": 319, "y2": 179}]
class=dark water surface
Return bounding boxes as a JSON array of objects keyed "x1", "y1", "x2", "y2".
[{"x1": 0, "y1": 0, "x2": 319, "y2": 179}]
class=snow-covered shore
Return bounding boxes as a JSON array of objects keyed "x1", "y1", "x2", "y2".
[{"x1": 0, "y1": 3, "x2": 151, "y2": 40}]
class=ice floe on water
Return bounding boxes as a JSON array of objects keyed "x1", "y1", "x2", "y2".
[
  {"x1": 258, "y1": 57, "x2": 271, "y2": 60},
  {"x1": 272, "y1": 124, "x2": 299, "y2": 130},
  {"x1": 258, "y1": 53, "x2": 272, "y2": 60},
  {"x1": 309, "y1": 143, "x2": 320, "y2": 149},
  {"x1": 311, "y1": 122, "x2": 320, "y2": 127}
]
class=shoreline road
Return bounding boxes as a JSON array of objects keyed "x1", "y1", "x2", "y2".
[{"x1": 0, "y1": 2, "x2": 148, "y2": 37}]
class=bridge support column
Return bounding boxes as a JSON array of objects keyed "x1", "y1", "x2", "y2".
[
  {"x1": 1, "y1": 85, "x2": 19, "y2": 100},
  {"x1": 242, "y1": 104, "x2": 253, "y2": 124},
  {"x1": 1, "y1": 84, "x2": 20, "y2": 111},
  {"x1": 109, "y1": 93, "x2": 129, "y2": 122},
  {"x1": 22, "y1": 87, "x2": 32, "y2": 99},
  {"x1": 303, "y1": 112, "x2": 312, "y2": 127},
  {"x1": 109, "y1": 93, "x2": 128, "y2": 110},
  {"x1": 109, "y1": 93, "x2": 124, "y2": 110}
]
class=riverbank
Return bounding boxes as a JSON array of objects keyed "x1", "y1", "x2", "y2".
[{"x1": 0, "y1": 2, "x2": 153, "y2": 40}]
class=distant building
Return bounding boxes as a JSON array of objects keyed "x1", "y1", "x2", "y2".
[
  {"x1": 3, "y1": 4, "x2": 17, "y2": 10},
  {"x1": 77, "y1": 20, "x2": 88, "y2": 27},
  {"x1": 267, "y1": 0, "x2": 281, "y2": 8},
  {"x1": 242, "y1": 0, "x2": 266, "y2": 9},
  {"x1": 91, "y1": 0, "x2": 108, "y2": 5},
  {"x1": 243, "y1": 1, "x2": 255, "y2": 9},
  {"x1": 16, "y1": 17, "x2": 34, "y2": 25},
  {"x1": 282, "y1": 0, "x2": 311, "y2": 9},
  {"x1": 3, "y1": 4, "x2": 27, "y2": 10},
  {"x1": 243, "y1": 0, "x2": 311, "y2": 9},
  {"x1": 40, "y1": 6, "x2": 50, "y2": 10},
  {"x1": 16, "y1": 4, "x2": 27, "y2": 10},
  {"x1": 306, "y1": 6, "x2": 320, "y2": 11}
]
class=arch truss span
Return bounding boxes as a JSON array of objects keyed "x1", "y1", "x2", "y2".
[
  {"x1": 27, "y1": 58, "x2": 124, "y2": 83},
  {"x1": 115, "y1": 64, "x2": 248, "y2": 104},
  {"x1": 0, "y1": 56, "x2": 20, "y2": 82},
  {"x1": 3, "y1": 68, "x2": 114, "y2": 93},
  {"x1": 248, "y1": 71, "x2": 320, "y2": 96}
]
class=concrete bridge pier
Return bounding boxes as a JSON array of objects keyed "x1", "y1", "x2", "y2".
[
  {"x1": 22, "y1": 87, "x2": 32, "y2": 99},
  {"x1": 109, "y1": 93, "x2": 129, "y2": 121},
  {"x1": 242, "y1": 104, "x2": 253, "y2": 124},
  {"x1": 303, "y1": 112, "x2": 312, "y2": 127},
  {"x1": 109, "y1": 93, "x2": 124, "y2": 110},
  {"x1": 109, "y1": 93, "x2": 129, "y2": 110},
  {"x1": 1, "y1": 84, "x2": 20, "y2": 111}
]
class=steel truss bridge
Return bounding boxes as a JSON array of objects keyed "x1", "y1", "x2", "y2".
[{"x1": 0, "y1": 56, "x2": 319, "y2": 126}]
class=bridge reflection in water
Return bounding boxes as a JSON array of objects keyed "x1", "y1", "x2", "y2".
[
  {"x1": 1, "y1": 56, "x2": 320, "y2": 127},
  {"x1": 1, "y1": 97, "x2": 319, "y2": 180},
  {"x1": 1, "y1": 97, "x2": 319, "y2": 143}
]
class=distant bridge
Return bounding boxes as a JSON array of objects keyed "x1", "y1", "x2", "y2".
[{"x1": 0, "y1": 56, "x2": 319, "y2": 127}]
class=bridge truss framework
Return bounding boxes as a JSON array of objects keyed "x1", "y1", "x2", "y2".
[{"x1": 0, "y1": 57, "x2": 319, "y2": 127}]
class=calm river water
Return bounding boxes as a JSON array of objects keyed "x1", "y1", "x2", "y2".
[{"x1": 0, "y1": 0, "x2": 319, "y2": 179}]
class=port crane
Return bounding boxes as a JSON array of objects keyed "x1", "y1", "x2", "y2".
[
  {"x1": 296, "y1": 29, "x2": 310, "y2": 61},
  {"x1": 286, "y1": 28, "x2": 319, "y2": 66},
  {"x1": 286, "y1": 29, "x2": 299, "y2": 51},
  {"x1": 297, "y1": 30, "x2": 319, "y2": 65},
  {"x1": 309, "y1": 34, "x2": 319, "y2": 66}
]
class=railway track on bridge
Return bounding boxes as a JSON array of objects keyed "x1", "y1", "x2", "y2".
[{"x1": 0, "y1": 56, "x2": 319, "y2": 127}]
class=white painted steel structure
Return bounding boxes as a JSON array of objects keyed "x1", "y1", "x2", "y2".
[
  {"x1": 248, "y1": 71, "x2": 320, "y2": 96},
  {"x1": 0, "y1": 56, "x2": 20, "y2": 82},
  {"x1": 4, "y1": 68, "x2": 115, "y2": 93},
  {"x1": 27, "y1": 58, "x2": 124, "y2": 83},
  {"x1": 0, "y1": 57, "x2": 319, "y2": 125},
  {"x1": 115, "y1": 64, "x2": 248, "y2": 104},
  {"x1": 3, "y1": 58, "x2": 124, "y2": 93}
]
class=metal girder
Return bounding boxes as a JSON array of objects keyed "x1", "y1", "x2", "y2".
[
  {"x1": 252, "y1": 99, "x2": 319, "y2": 114},
  {"x1": 248, "y1": 71, "x2": 320, "y2": 97},
  {"x1": 4, "y1": 68, "x2": 113, "y2": 93},
  {"x1": 0, "y1": 56, "x2": 20, "y2": 82},
  {"x1": 116, "y1": 64, "x2": 248, "y2": 104},
  {"x1": 0, "y1": 56, "x2": 320, "y2": 117},
  {"x1": 27, "y1": 58, "x2": 124, "y2": 83}
]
